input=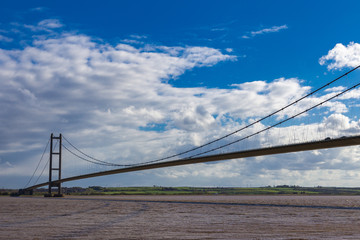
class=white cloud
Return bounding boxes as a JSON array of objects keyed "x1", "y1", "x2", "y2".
[
  {"x1": 319, "y1": 42, "x2": 360, "y2": 70},
  {"x1": 38, "y1": 19, "x2": 63, "y2": 29},
  {"x1": 251, "y1": 25, "x2": 288, "y2": 36},
  {"x1": 325, "y1": 86, "x2": 346, "y2": 92},
  {"x1": 24, "y1": 19, "x2": 64, "y2": 32},
  {"x1": 221, "y1": 78, "x2": 312, "y2": 120},
  {"x1": 0, "y1": 32, "x2": 236, "y2": 159},
  {"x1": 242, "y1": 24, "x2": 288, "y2": 38},
  {"x1": 323, "y1": 114, "x2": 351, "y2": 130},
  {"x1": 0, "y1": 34, "x2": 12, "y2": 42},
  {"x1": 29, "y1": 7, "x2": 47, "y2": 12}
]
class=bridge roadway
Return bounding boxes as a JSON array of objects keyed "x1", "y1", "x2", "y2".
[{"x1": 26, "y1": 135, "x2": 360, "y2": 190}]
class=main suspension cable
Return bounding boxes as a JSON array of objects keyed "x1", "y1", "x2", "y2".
[
  {"x1": 63, "y1": 136, "x2": 119, "y2": 165},
  {"x1": 60, "y1": 65, "x2": 360, "y2": 168},
  {"x1": 63, "y1": 80, "x2": 360, "y2": 168},
  {"x1": 132, "y1": 64, "x2": 360, "y2": 163},
  {"x1": 185, "y1": 79, "x2": 360, "y2": 159},
  {"x1": 62, "y1": 142, "x2": 134, "y2": 167}
]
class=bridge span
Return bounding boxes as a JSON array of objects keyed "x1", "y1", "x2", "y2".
[{"x1": 25, "y1": 135, "x2": 360, "y2": 191}]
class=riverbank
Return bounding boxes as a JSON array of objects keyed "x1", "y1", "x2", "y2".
[{"x1": 4, "y1": 185, "x2": 360, "y2": 196}]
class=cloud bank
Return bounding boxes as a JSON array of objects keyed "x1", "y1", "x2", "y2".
[{"x1": 1, "y1": 21, "x2": 360, "y2": 188}]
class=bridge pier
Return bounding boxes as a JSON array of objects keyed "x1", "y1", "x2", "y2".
[{"x1": 45, "y1": 133, "x2": 63, "y2": 197}]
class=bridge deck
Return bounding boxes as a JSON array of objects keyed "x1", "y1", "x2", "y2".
[{"x1": 25, "y1": 135, "x2": 360, "y2": 190}]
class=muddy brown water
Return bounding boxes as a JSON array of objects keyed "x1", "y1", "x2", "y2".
[{"x1": 1, "y1": 195, "x2": 360, "y2": 239}]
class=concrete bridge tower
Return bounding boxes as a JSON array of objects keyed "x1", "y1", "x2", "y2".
[{"x1": 45, "y1": 133, "x2": 63, "y2": 197}]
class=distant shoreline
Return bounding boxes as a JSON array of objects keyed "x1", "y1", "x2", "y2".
[{"x1": 3, "y1": 185, "x2": 360, "y2": 196}]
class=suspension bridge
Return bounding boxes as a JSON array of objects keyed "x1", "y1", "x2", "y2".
[{"x1": 21, "y1": 65, "x2": 360, "y2": 197}]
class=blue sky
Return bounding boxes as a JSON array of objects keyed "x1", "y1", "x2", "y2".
[
  {"x1": 1, "y1": 1, "x2": 360, "y2": 188},
  {"x1": 2, "y1": 0, "x2": 358, "y2": 88}
]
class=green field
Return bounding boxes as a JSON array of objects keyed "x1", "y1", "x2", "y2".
[{"x1": 59, "y1": 185, "x2": 360, "y2": 196}]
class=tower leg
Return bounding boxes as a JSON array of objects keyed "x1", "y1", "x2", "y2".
[{"x1": 45, "y1": 133, "x2": 63, "y2": 197}]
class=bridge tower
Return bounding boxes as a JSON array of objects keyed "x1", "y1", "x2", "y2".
[{"x1": 45, "y1": 133, "x2": 63, "y2": 197}]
